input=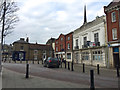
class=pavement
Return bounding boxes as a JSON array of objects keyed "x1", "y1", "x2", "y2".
[
  {"x1": 2, "y1": 68, "x2": 88, "y2": 88},
  {"x1": 1, "y1": 61, "x2": 120, "y2": 89}
]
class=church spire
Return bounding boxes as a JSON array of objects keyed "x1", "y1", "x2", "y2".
[{"x1": 83, "y1": 5, "x2": 87, "y2": 25}]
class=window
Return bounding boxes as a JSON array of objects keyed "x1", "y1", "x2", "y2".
[
  {"x1": 81, "y1": 51, "x2": 89, "y2": 60},
  {"x1": 67, "y1": 43, "x2": 70, "y2": 49},
  {"x1": 94, "y1": 33, "x2": 99, "y2": 42},
  {"x1": 112, "y1": 28, "x2": 117, "y2": 40},
  {"x1": 19, "y1": 53, "x2": 24, "y2": 60},
  {"x1": 60, "y1": 44, "x2": 63, "y2": 50},
  {"x1": 56, "y1": 41, "x2": 58, "y2": 44},
  {"x1": 67, "y1": 53, "x2": 71, "y2": 59},
  {"x1": 111, "y1": 12, "x2": 116, "y2": 22},
  {"x1": 34, "y1": 50, "x2": 38, "y2": 55},
  {"x1": 56, "y1": 47, "x2": 58, "y2": 51},
  {"x1": 61, "y1": 38, "x2": 62, "y2": 41},
  {"x1": 20, "y1": 46, "x2": 24, "y2": 50},
  {"x1": 93, "y1": 50, "x2": 103, "y2": 60},
  {"x1": 68, "y1": 37, "x2": 70, "y2": 40},
  {"x1": 34, "y1": 55, "x2": 37, "y2": 60},
  {"x1": 83, "y1": 37, "x2": 87, "y2": 45},
  {"x1": 76, "y1": 39, "x2": 78, "y2": 46}
]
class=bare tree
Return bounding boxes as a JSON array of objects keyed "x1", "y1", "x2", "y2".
[
  {"x1": 0, "y1": 0, "x2": 19, "y2": 45},
  {"x1": 0, "y1": 0, "x2": 19, "y2": 66}
]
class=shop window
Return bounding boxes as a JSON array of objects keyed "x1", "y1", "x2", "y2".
[
  {"x1": 67, "y1": 53, "x2": 71, "y2": 59},
  {"x1": 81, "y1": 51, "x2": 89, "y2": 60},
  {"x1": 93, "y1": 50, "x2": 103, "y2": 60}
]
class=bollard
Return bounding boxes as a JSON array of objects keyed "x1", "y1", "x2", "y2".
[
  {"x1": 117, "y1": 65, "x2": 119, "y2": 77},
  {"x1": 15, "y1": 60, "x2": 16, "y2": 63},
  {"x1": 90, "y1": 70, "x2": 95, "y2": 90},
  {"x1": 65, "y1": 60, "x2": 66, "y2": 69},
  {"x1": 83, "y1": 63, "x2": 85, "y2": 73},
  {"x1": 26, "y1": 64, "x2": 29, "y2": 78},
  {"x1": 38, "y1": 60, "x2": 39, "y2": 64},
  {"x1": 33, "y1": 60, "x2": 34, "y2": 64},
  {"x1": 97, "y1": 64, "x2": 100, "y2": 75},
  {"x1": 68, "y1": 62, "x2": 70, "y2": 70},
  {"x1": 71, "y1": 61, "x2": 74, "y2": 71}
]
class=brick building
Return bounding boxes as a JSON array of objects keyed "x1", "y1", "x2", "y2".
[
  {"x1": 104, "y1": 0, "x2": 120, "y2": 68},
  {"x1": 55, "y1": 32, "x2": 73, "y2": 62},
  {"x1": 65, "y1": 32, "x2": 73, "y2": 62},
  {"x1": 55, "y1": 34, "x2": 66, "y2": 59},
  {"x1": 12, "y1": 38, "x2": 53, "y2": 61},
  {"x1": 46, "y1": 37, "x2": 56, "y2": 57}
]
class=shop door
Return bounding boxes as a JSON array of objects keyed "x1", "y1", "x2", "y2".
[
  {"x1": 113, "y1": 53, "x2": 119, "y2": 68},
  {"x1": 113, "y1": 47, "x2": 119, "y2": 68}
]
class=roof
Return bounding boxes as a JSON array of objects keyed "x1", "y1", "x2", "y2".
[
  {"x1": 29, "y1": 43, "x2": 52, "y2": 50},
  {"x1": 13, "y1": 38, "x2": 29, "y2": 44},
  {"x1": 46, "y1": 38, "x2": 56, "y2": 45},
  {"x1": 74, "y1": 15, "x2": 106, "y2": 34},
  {"x1": 104, "y1": 0, "x2": 120, "y2": 12}
]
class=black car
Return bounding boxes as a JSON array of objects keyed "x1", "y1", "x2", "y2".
[{"x1": 43, "y1": 57, "x2": 60, "y2": 68}]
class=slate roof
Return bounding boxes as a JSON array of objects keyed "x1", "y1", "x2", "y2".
[{"x1": 29, "y1": 44, "x2": 52, "y2": 50}]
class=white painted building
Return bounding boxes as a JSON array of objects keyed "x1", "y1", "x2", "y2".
[{"x1": 73, "y1": 15, "x2": 108, "y2": 67}]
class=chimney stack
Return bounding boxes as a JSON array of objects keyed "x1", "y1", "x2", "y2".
[
  {"x1": 83, "y1": 5, "x2": 87, "y2": 25},
  {"x1": 26, "y1": 37, "x2": 29, "y2": 43}
]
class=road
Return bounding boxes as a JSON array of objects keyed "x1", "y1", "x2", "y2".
[{"x1": 2, "y1": 63, "x2": 119, "y2": 88}]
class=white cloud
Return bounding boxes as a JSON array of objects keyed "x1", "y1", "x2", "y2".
[
  {"x1": 5, "y1": 0, "x2": 112, "y2": 44},
  {"x1": 56, "y1": 11, "x2": 68, "y2": 21}
]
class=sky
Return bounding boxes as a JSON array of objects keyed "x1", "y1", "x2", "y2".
[{"x1": 4, "y1": 0, "x2": 113, "y2": 44}]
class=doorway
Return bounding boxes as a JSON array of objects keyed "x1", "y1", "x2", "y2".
[
  {"x1": 113, "y1": 53, "x2": 120, "y2": 68},
  {"x1": 113, "y1": 47, "x2": 120, "y2": 68}
]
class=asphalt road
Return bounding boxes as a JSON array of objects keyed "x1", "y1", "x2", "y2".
[{"x1": 3, "y1": 63, "x2": 119, "y2": 88}]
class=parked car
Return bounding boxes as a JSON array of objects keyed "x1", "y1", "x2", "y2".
[{"x1": 43, "y1": 57, "x2": 60, "y2": 68}]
